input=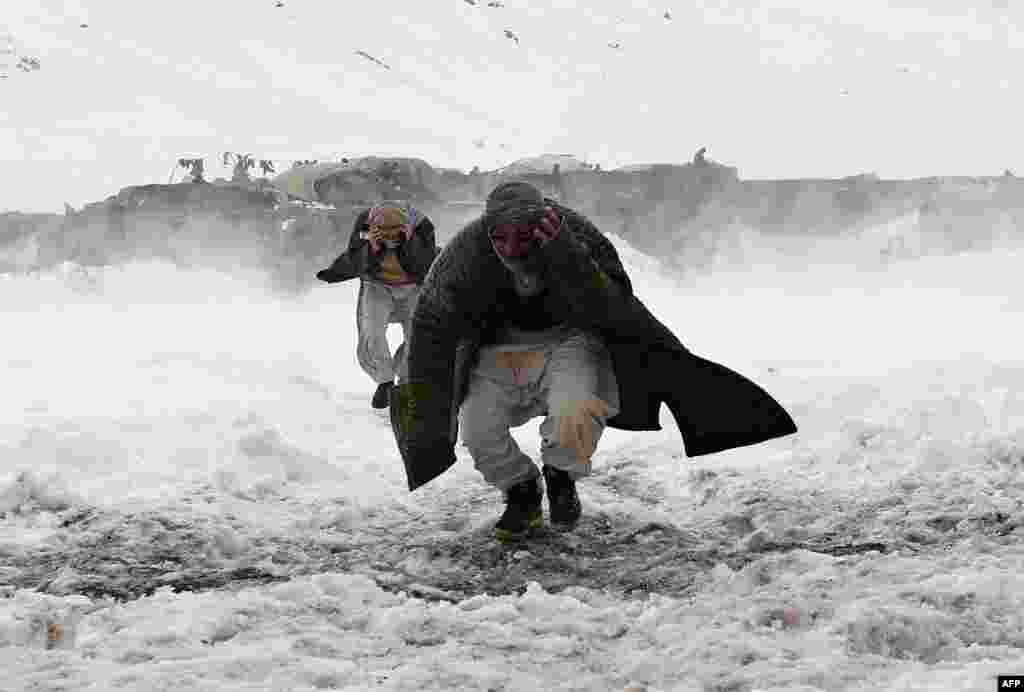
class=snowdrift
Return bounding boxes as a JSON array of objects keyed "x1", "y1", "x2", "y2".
[{"x1": 1, "y1": 213, "x2": 1024, "y2": 689}]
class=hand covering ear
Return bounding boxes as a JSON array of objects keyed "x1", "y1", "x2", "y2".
[
  {"x1": 557, "y1": 396, "x2": 611, "y2": 465},
  {"x1": 533, "y1": 206, "x2": 562, "y2": 246},
  {"x1": 366, "y1": 225, "x2": 388, "y2": 252}
]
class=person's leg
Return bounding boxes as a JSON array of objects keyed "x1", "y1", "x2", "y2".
[
  {"x1": 460, "y1": 375, "x2": 538, "y2": 490},
  {"x1": 539, "y1": 331, "x2": 619, "y2": 477},
  {"x1": 460, "y1": 374, "x2": 543, "y2": 541},
  {"x1": 356, "y1": 281, "x2": 400, "y2": 408},
  {"x1": 356, "y1": 280, "x2": 398, "y2": 384},
  {"x1": 537, "y1": 330, "x2": 620, "y2": 525},
  {"x1": 390, "y1": 284, "x2": 420, "y2": 385}
]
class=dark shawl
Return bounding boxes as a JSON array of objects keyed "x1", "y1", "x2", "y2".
[{"x1": 390, "y1": 201, "x2": 797, "y2": 490}]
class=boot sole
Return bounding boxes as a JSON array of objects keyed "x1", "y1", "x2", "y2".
[
  {"x1": 495, "y1": 514, "x2": 544, "y2": 543},
  {"x1": 548, "y1": 497, "x2": 581, "y2": 529},
  {"x1": 548, "y1": 515, "x2": 581, "y2": 528},
  {"x1": 549, "y1": 516, "x2": 580, "y2": 529}
]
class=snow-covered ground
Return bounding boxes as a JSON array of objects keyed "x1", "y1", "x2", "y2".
[{"x1": 1, "y1": 226, "x2": 1023, "y2": 691}]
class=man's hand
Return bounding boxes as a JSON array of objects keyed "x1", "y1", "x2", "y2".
[
  {"x1": 557, "y1": 396, "x2": 611, "y2": 465},
  {"x1": 366, "y1": 225, "x2": 394, "y2": 253},
  {"x1": 532, "y1": 207, "x2": 562, "y2": 246},
  {"x1": 367, "y1": 226, "x2": 389, "y2": 243}
]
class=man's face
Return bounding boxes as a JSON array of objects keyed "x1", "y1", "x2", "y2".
[{"x1": 490, "y1": 223, "x2": 536, "y2": 259}]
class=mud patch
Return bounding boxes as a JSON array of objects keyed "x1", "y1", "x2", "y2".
[
  {"x1": 2, "y1": 480, "x2": 998, "y2": 608},
  {"x1": 364, "y1": 513, "x2": 714, "y2": 601},
  {"x1": 4, "y1": 508, "x2": 294, "y2": 600},
  {"x1": 4, "y1": 501, "x2": 899, "y2": 606},
  {"x1": 315, "y1": 511, "x2": 905, "y2": 603}
]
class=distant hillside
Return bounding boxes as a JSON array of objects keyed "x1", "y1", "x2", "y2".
[
  {"x1": 494, "y1": 154, "x2": 593, "y2": 176},
  {"x1": 2, "y1": 155, "x2": 1021, "y2": 285}
]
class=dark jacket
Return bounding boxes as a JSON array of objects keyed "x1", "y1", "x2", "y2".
[
  {"x1": 316, "y1": 208, "x2": 438, "y2": 285},
  {"x1": 390, "y1": 201, "x2": 798, "y2": 491}
]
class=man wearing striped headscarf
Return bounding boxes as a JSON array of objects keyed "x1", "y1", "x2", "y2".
[{"x1": 316, "y1": 201, "x2": 439, "y2": 409}]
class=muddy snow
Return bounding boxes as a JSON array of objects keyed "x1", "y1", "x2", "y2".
[{"x1": 1, "y1": 227, "x2": 1023, "y2": 691}]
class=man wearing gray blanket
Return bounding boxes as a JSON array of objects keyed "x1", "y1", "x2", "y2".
[{"x1": 390, "y1": 181, "x2": 798, "y2": 543}]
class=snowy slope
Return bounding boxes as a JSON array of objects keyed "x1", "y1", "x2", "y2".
[{"x1": 1, "y1": 229, "x2": 1023, "y2": 691}]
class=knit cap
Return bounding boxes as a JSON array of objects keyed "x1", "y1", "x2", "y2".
[{"x1": 484, "y1": 181, "x2": 546, "y2": 230}]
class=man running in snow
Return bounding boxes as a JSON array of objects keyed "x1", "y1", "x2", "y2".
[
  {"x1": 390, "y1": 181, "x2": 797, "y2": 543},
  {"x1": 387, "y1": 182, "x2": 618, "y2": 540},
  {"x1": 316, "y1": 202, "x2": 438, "y2": 409},
  {"x1": 465, "y1": 187, "x2": 618, "y2": 541}
]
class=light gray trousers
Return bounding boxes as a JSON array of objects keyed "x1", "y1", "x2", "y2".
[
  {"x1": 356, "y1": 280, "x2": 420, "y2": 385},
  {"x1": 459, "y1": 326, "x2": 620, "y2": 491}
]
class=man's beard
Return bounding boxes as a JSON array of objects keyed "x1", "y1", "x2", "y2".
[
  {"x1": 511, "y1": 270, "x2": 545, "y2": 296},
  {"x1": 492, "y1": 241, "x2": 547, "y2": 296}
]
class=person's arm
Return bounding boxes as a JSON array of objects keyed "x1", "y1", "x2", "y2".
[
  {"x1": 399, "y1": 215, "x2": 439, "y2": 277},
  {"x1": 348, "y1": 209, "x2": 370, "y2": 251},
  {"x1": 538, "y1": 207, "x2": 686, "y2": 354},
  {"x1": 316, "y1": 210, "x2": 371, "y2": 283},
  {"x1": 538, "y1": 210, "x2": 635, "y2": 326}
]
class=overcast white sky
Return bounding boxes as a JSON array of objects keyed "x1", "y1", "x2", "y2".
[{"x1": 2, "y1": 0, "x2": 1023, "y2": 212}]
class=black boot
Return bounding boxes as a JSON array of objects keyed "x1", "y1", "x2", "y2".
[
  {"x1": 495, "y1": 477, "x2": 544, "y2": 543},
  {"x1": 542, "y1": 465, "x2": 581, "y2": 527},
  {"x1": 371, "y1": 382, "x2": 393, "y2": 409}
]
